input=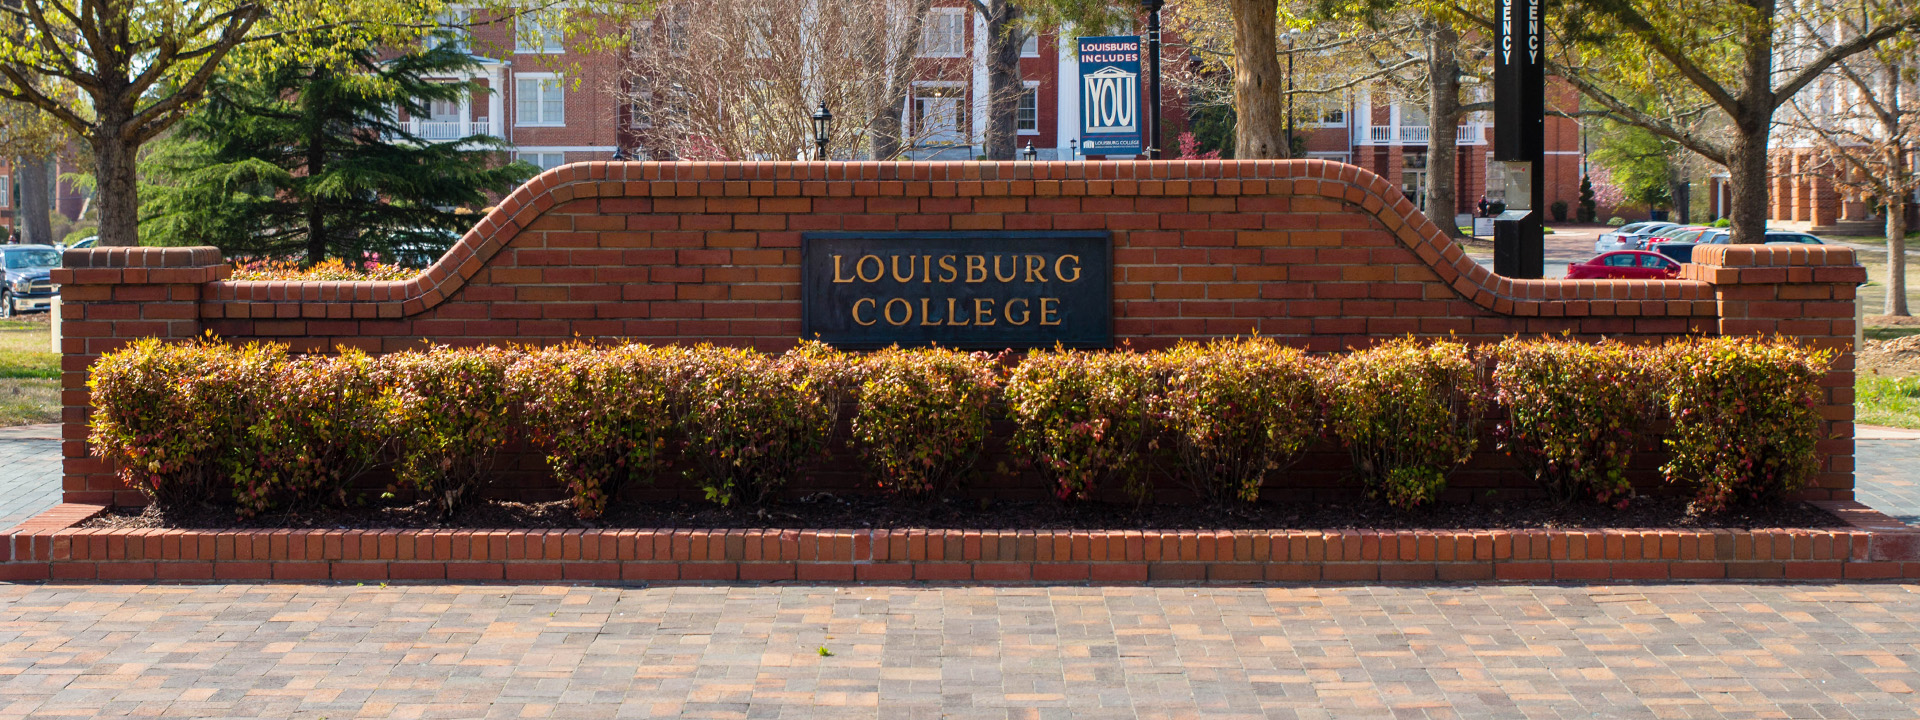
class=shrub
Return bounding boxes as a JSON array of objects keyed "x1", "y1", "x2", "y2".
[
  {"x1": 1607, "y1": 216, "x2": 1627, "y2": 226},
  {"x1": 1324, "y1": 338, "x2": 1484, "y2": 509},
  {"x1": 1712, "y1": 218, "x2": 1732, "y2": 228},
  {"x1": 1005, "y1": 349, "x2": 1156, "y2": 502},
  {"x1": 509, "y1": 343, "x2": 682, "y2": 519},
  {"x1": 1549, "y1": 200, "x2": 1570, "y2": 222},
  {"x1": 231, "y1": 350, "x2": 387, "y2": 517},
  {"x1": 1155, "y1": 338, "x2": 1321, "y2": 504},
  {"x1": 89, "y1": 337, "x2": 282, "y2": 512},
  {"x1": 850, "y1": 346, "x2": 1000, "y2": 498},
  {"x1": 1490, "y1": 338, "x2": 1656, "y2": 507},
  {"x1": 378, "y1": 345, "x2": 516, "y2": 517},
  {"x1": 1660, "y1": 336, "x2": 1830, "y2": 510},
  {"x1": 679, "y1": 342, "x2": 848, "y2": 506}
]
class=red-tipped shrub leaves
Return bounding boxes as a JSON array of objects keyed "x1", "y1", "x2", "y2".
[
  {"x1": 1005, "y1": 348, "x2": 1156, "y2": 502},
  {"x1": 232, "y1": 350, "x2": 387, "y2": 517},
  {"x1": 1659, "y1": 336, "x2": 1830, "y2": 511},
  {"x1": 378, "y1": 345, "x2": 517, "y2": 518},
  {"x1": 679, "y1": 342, "x2": 849, "y2": 506},
  {"x1": 509, "y1": 343, "x2": 682, "y2": 519},
  {"x1": 1155, "y1": 338, "x2": 1322, "y2": 504},
  {"x1": 850, "y1": 346, "x2": 1000, "y2": 498},
  {"x1": 89, "y1": 337, "x2": 280, "y2": 512},
  {"x1": 1324, "y1": 338, "x2": 1485, "y2": 510},
  {"x1": 1490, "y1": 337, "x2": 1657, "y2": 508}
]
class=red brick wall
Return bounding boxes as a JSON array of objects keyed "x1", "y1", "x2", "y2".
[{"x1": 54, "y1": 160, "x2": 1864, "y2": 507}]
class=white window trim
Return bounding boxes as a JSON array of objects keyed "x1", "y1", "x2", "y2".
[
  {"x1": 1017, "y1": 81, "x2": 1041, "y2": 135},
  {"x1": 0, "y1": 175, "x2": 9, "y2": 208},
  {"x1": 920, "y1": 8, "x2": 967, "y2": 58},
  {"x1": 1020, "y1": 32, "x2": 1039, "y2": 57},
  {"x1": 514, "y1": 73, "x2": 565, "y2": 127}
]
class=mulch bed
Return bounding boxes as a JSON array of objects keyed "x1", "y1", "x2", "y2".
[{"x1": 82, "y1": 494, "x2": 1846, "y2": 532}]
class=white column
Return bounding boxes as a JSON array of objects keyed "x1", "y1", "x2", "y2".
[
  {"x1": 971, "y1": 12, "x2": 988, "y2": 151},
  {"x1": 489, "y1": 64, "x2": 506, "y2": 142},
  {"x1": 1056, "y1": 29, "x2": 1077, "y2": 160}
]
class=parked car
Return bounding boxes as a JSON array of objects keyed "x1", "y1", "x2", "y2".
[
  {"x1": 1764, "y1": 231, "x2": 1826, "y2": 245},
  {"x1": 56, "y1": 236, "x2": 97, "y2": 253},
  {"x1": 1566, "y1": 250, "x2": 1683, "y2": 280},
  {"x1": 1, "y1": 245, "x2": 62, "y2": 317},
  {"x1": 1594, "y1": 221, "x2": 1679, "y2": 253}
]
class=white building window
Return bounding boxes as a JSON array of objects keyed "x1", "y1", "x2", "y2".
[
  {"x1": 1021, "y1": 33, "x2": 1039, "y2": 57},
  {"x1": 921, "y1": 9, "x2": 965, "y2": 57},
  {"x1": 515, "y1": 13, "x2": 564, "y2": 53},
  {"x1": 515, "y1": 74, "x2": 565, "y2": 126},
  {"x1": 0, "y1": 175, "x2": 9, "y2": 207},
  {"x1": 431, "y1": 8, "x2": 468, "y2": 52},
  {"x1": 517, "y1": 152, "x2": 566, "y2": 172},
  {"x1": 1017, "y1": 85, "x2": 1039, "y2": 133}
]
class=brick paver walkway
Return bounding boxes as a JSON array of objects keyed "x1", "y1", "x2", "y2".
[
  {"x1": 2, "y1": 583, "x2": 1919, "y2": 719},
  {"x1": 0, "y1": 425, "x2": 59, "y2": 532}
]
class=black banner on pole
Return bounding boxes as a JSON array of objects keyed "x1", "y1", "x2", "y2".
[{"x1": 1494, "y1": 0, "x2": 1543, "y2": 162}]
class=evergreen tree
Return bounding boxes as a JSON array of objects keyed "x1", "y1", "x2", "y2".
[
  {"x1": 142, "y1": 38, "x2": 534, "y2": 265},
  {"x1": 1577, "y1": 175, "x2": 1597, "y2": 223}
]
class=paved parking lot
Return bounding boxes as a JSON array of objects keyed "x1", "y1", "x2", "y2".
[{"x1": 2, "y1": 582, "x2": 1919, "y2": 719}]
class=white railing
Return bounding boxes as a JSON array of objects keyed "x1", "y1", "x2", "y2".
[
  {"x1": 413, "y1": 120, "x2": 463, "y2": 140},
  {"x1": 1399, "y1": 126, "x2": 1429, "y2": 143},
  {"x1": 406, "y1": 118, "x2": 494, "y2": 141},
  {"x1": 1457, "y1": 124, "x2": 1483, "y2": 144},
  {"x1": 1369, "y1": 126, "x2": 1392, "y2": 143}
]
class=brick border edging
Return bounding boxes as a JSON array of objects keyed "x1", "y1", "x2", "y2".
[{"x1": 4, "y1": 501, "x2": 1915, "y2": 583}]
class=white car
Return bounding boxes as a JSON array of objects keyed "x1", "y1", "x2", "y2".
[{"x1": 1594, "y1": 222, "x2": 1679, "y2": 253}]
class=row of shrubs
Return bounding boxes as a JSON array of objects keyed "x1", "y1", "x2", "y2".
[{"x1": 88, "y1": 335, "x2": 1831, "y2": 521}]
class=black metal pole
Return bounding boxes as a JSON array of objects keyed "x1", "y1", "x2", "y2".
[
  {"x1": 1144, "y1": 0, "x2": 1163, "y2": 159},
  {"x1": 1285, "y1": 44, "x2": 1294, "y2": 159}
]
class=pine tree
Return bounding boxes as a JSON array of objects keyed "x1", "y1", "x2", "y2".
[
  {"x1": 1577, "y1": 175, "x2": 1598, "y2": 223},
  {"x1": 142, "y1": 38, "x2": 534, "y2": 265}
]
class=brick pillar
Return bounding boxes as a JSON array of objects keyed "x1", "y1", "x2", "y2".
[
  {"x1": 1810, "y1": 173, "x2": 1838, "y2": 227},
  {"x1": 1686, "y1": 245, "x2": 1865, "y2": 501},
  {"x1": 51, "y1": 247, "x2": 227, "y2": 505},
  {"x1": 1770, "y1": 159, "x2": 1790, "y2": 221}
]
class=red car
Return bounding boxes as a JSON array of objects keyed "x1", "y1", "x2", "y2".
[{"x1": 1566, "y1": 251, "x2": 1682, "y2": 280}]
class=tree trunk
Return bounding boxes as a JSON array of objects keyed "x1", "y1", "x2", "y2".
[
  {"x1": 1229, "y1": 0, "x2": 1285, "y2": 159},
  {"x1": 1887, "y1": 191, "x2": 1910, "y2": 316},
  {"x1": 90, "y1": 118, "x2": 141, "y2": 247},
  {"x1": 980, "y1": 0, "x2": 1022, "y2": 160},
  {"x1": 306, "y1": 102, "x2": 328, "y2": 264},
  {"x1": 1424, "y1": 19, "x2": 1464, "y2": 238},
  {"x1": 1725, "y1": 124, "x2": 1772, "y2": 245},
  {"x1": 15, "y1": 154, "x2": 52, "y2": 246}
]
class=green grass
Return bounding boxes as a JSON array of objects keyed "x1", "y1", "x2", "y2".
[
  {"x1": 1865, "y1": 327, "x2": 1920, "y2": 341},
  {"x1": 0, "y1": 319, "x2": 57, "y2": 379},
  {"x1": 0, "y1": 319, "x2": 60, "y2": 426},
  {"x1": 1861, "y1": 375, "x2": 1920, "y2": 429}
]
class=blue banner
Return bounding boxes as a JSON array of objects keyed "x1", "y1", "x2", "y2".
[{"x1": 1077, "y1": 36, "x2": 1143, "y2": 156}]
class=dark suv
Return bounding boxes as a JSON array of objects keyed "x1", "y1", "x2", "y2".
[{"x1": 1, "y1": 245, "x2": 62, "y2": 317}]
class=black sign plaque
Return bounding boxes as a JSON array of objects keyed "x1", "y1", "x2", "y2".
[{"x1": 801, "y1": 231, "x2": 1112, "y2": 349}]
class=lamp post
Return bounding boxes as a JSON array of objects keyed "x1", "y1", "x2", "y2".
[
  {"x1": 1282, "y1": 29, "x2": 1301, "y2": 159},
  {"x1": 811, "y1": 103, "x2": 833, "y2": 160},
  {"x1": 1022, "y1": 141, "x2": 1037, "y2": 161},
  {"x1": 1140, "y1": 0, "x2": 1164, "y2": 159},
  {"x1": 1069, "y1": 138, "x2": 1078, "y2": 160}
]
